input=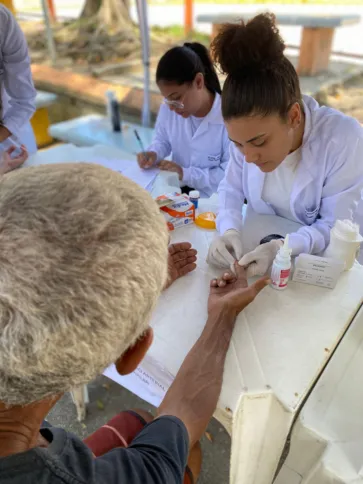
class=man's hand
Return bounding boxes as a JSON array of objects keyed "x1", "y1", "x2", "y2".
[
  {"x1": 165, "y1": 242, "x2": 197, "y2": 289},
  {"x1": 158, "y1": 160, "x2": 184, "y2": 181},
  {"x1": 0, "y1": 146, "x2": 28, "y2": 175},
  {"x1": 208, "y1": 262, "x2": 270, "y2": 316}
]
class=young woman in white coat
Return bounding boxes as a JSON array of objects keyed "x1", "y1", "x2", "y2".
[
  {"x1": 207, "y1": 13, "x2": 363, "y2": 276},
  {"x1": 0, "y1": 5, "x2": 36, "y2": 168},
  {"x1": 137, "y1": 43, "x2": 230, "y2": 197}
]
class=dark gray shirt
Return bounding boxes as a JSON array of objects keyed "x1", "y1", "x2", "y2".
[{"x1": 0, "y1": 416, "x2": 189, "y2": 483}]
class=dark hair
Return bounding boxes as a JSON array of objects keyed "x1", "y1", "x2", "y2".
[
  {"x1": 156, "y1": 42, "x2": 222, "y2": 95},
  {"x1": 211, "y1": 13, "x2": 302, "y2": 119}
]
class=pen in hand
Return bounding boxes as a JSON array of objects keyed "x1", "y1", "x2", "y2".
[{"x1": 134, "y1": 130, "x2": 155, "y2": 169}]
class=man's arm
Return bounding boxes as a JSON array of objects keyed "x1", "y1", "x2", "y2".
[{"x1": 158, "y1": 264, "x2": 269, "y2": 447}]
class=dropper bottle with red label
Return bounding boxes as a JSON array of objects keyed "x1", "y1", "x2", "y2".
[{"x1": 271, "y1": 235, "x2": 292, "y2": 290}]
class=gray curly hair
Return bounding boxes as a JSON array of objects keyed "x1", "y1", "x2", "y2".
[{"x1": 0, "y1": 163, "x2": 168, "y2": 405}]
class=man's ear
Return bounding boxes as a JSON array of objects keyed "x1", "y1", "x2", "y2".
[{"x1": 115, "y1": 328, "x2": 154, "y2": 376}]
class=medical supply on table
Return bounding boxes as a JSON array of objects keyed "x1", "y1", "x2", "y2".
[
  {"x1": 195, "y1": 212, "x2": 216, "y2": 230},
  {"x1": 271, "y1": 235, "x2": 292, "y2": 291},
  {"x1": 105, "y1": 90, "x2": 121, "y2": 132},
  {"x1": 324, "y1": 219, "x2": 363, "y2": 271},
  {"x1": 260, "y1": 234, "x2": 284, "y2": 245},
  {"x1": 189, "y1": 190, "x2": 200, "y2": 209},
  {"x1": 156, "y1": 193, "x2": 195, "y2": 231},
  {"x1": 293, "y1": 254, "x2": 343, "y2": 289}
]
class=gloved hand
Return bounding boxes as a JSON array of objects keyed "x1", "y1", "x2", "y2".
[
  {"x1": 207, "y1": 230, "x2": 244, "y2": 269},
  {"x1": 239, "y1": 239, "x2": 283, "y2": 277}
]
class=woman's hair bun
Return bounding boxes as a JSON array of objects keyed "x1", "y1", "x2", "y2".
[{"x1": 211, "y1": 13, "x2": 286, "y2": 77}]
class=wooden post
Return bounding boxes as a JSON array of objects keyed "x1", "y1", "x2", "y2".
[
  {"x1": 297, "y1": 27, "x2": 335, "y2": 77},
  {"x1": 47, "y1": 0, "x2": 57, "y2": 23},
  {"x1": 184, "y1": 0, "x2": 193, "y2": 36}
]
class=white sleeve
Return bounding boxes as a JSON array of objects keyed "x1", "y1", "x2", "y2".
[
  {"x1": 289, "y1": 134, "x2": 363, "y2": 255},
  {"x1": 147, "y1": 104, "x2": 172, "y2": 161},
  {"x1": 216, "y1": 144, "x2": 245, "y2": 234},
  {"x1": 0, "y1": 6, "x2": 36, "y2": 135},
  {"x1": 182, "y1": 130, "x2": 230, "y2": 197}
]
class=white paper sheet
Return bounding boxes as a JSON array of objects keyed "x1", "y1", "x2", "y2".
[
  {"x1": 89, "y1": 158, "x2": 159, "y2": 192},
  {"x1": 103, "y1": 354, "x2": 174, "y2": 407}
]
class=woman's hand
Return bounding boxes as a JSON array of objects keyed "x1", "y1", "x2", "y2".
[
  {"x1": 238, "y1": 239, "x2": 283, "y2": 277},
  {"x1": 137, "y1": 151, "x2": 157, "y2": 169},
  {"x1": 158, "y1": 160, "x2": 183, "y2": 181},
  {"x1": 208, "y1": 262, "x2": 270, "y2": 316},
  {"x1": 165, "y1": 242, "x2": 197, "y2": 290},
  {"x1": 0, "y1": 145, "x2": 28, "y2": 175}
]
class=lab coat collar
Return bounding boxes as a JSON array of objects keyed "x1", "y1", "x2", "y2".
[{"x1": 192, "y1": 93, "x2": 223, "y2": 138}]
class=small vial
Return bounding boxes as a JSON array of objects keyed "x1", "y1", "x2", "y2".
[
  {"x1": 189, "y1": 190, "x2": 200, "y2": 209},
  {"x1": 271, "y1": 236, "x2": 292, "y2": 290}
]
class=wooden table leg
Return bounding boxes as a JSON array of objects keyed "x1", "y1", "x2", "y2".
[{"x1": 297, "y1": 27, "x2": 335, "y2": 77}]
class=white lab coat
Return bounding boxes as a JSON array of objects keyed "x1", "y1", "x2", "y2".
[
  {"x1": 0, "y1": 6, "x2": 37, "y2": 154},
  {"x1": 148, "y1": 93, "x2": 230, "y2": 197},
  {"x1": 217, "y1": 95, "x2": 363, "y2": 256}
]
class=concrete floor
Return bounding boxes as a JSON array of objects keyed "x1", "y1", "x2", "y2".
[{"x1": 47, "y1": 375, "x2": 231, "y2": 484}]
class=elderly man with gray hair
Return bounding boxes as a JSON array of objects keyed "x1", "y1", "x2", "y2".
[{"x1": 0, "y1": 163, "x2": 268, "y2": 484}]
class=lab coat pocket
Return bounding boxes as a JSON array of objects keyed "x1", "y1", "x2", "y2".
[{"x1": 192, "y1": 150, "x2": 221, "y2": 169}]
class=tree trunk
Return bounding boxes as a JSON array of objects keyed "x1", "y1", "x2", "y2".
[
  {"x1": 80, "y1": 0, "x2": 101, "y2": 18},
  {"x1": 80, "y1": 0, "x2": 133, "y2": 30}
]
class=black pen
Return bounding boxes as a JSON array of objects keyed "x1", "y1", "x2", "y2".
[{"x1": 134, "y1": 129, "x2": 146, "y2": 156}]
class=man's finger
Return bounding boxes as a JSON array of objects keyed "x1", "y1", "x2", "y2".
[
  {"x1": 179, "y1": 263, "x2": 197, "y2": 277},
  {"x1": 168, "y1": 242, "x2": 193, "y2": 255},
  {"x1": 250, "y1": 276, "x2": 270, "y2": 297},
  {"x1": 172, "y1": 250, "x2": 197, "y2": 263},
  {"x1": 175, "y1": 255, "x2": 197, "y2": 269},
  {"x1": 233, "y1": 261, "x2": 248, "y2": 283}
]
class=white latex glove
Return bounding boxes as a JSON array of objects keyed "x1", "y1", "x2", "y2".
[
  {"x1": 239, "y1": 239, "x2": 283, "y2": 277},
  {"x1": 207, "y1": 230, "x2": 244, "y2": 269}
]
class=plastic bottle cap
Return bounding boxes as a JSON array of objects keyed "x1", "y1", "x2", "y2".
[
  {"x1": 195, "y1": 212, "x2": 216, "y2": 230},
  {"x1": 189, "y1": 190, "x2": 200, "y2": 199}
]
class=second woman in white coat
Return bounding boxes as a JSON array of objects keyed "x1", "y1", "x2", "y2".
[{"x1": 137, "y1": 43, "x2": 230, "y2": 197}]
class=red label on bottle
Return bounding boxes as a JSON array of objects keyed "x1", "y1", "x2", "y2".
[{"x1": 278, "y1": 269, "x2": 290, "y2": 287}]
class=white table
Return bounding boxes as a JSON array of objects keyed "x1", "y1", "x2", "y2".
[
  {"x1": 26, "y1": 146, "x2": 363, "y2": 483},
  {"x1": 106, "y1": 198, "x2": 363, "y2": 484}
]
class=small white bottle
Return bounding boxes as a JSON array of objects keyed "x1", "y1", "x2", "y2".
[
  {"x1": 324, "y1": 219, "x2": 363, "y2": 271},
  {"x1": 271, "y1": 235, "x2": 292, "y2": 291}
]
